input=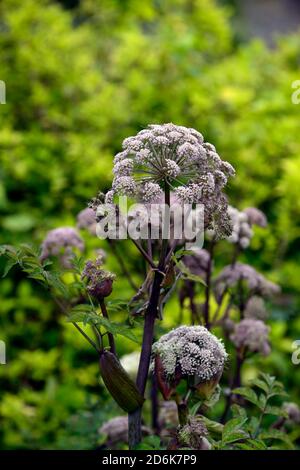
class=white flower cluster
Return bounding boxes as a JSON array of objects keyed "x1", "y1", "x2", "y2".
[
  {"x1": 226, "y1": 206, "x2": 267, "y2": 249},
  {"x1": 152, "y1": 325, "x2": 227, "y2": 383},
  {"x1": 40, "y1": 227, "x2": 84, "y2": 268},
  {"x1": 214, "y1": 263, "x2": 280, "y2": 300},
  {"x1": 230, "y1": 318, "x2": 271, "y2": 356},
  {"x1": 108, "y1": 124, "x2": 235, "y2": 234},
  {"x1": 120, "y1": 351, "x2": 140, "y2": 379}
]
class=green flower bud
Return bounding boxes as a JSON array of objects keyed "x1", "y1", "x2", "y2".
[{"x1": 99, "y1": 351, "x2": 144, "y2": 413}]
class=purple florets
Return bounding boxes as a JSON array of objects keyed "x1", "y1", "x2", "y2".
[{"x1": 40, "y1": 227, "x2": 84, "y2": 268}]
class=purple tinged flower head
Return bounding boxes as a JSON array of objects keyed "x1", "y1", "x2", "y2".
[
  {"x1": 225, "y1": 206, "x2": 267, "y2": 249},
  {"x1": 230, "y1": 318, "x2": 271, "y2": 356},
  {"x1": 214, "y1": 263, "x2": 280, "y2": 302},
  {"x1": 178, "y1": 416, "x2": 211, "y2": 450},
  {"x1": 152, "y1": 325, "x2": 227, "y2": 399},
  {"x1": 106, "y1": 123, "x2": 235, "y2": 237},
  {"x1": 243, "y1": 207, "x2": 267, "y2": 228},
  {"x1": 40, "y1": 227, "x2": 84, "y2": 268},
  {"x1": 226, "y1": 206, "x2": 253, "y2": 249},
  {"x1": 98, "y1": 416, "x2": 129, "y2": 445},
  {"x1": 283, "y1": 402, "x2": 300, "y2": 425},
  {"x1": 77, "y1": 207, "x2": 97, "y2": 235},
  {"x1": 182, "y1": 248, "x2": 211, "y2": 278},
  {"x1": 244, "y1": 296, "x2": 268, "y2": 320},
  {"x1": 98, "y1": 416, "x2": 150, "y2": 446}
]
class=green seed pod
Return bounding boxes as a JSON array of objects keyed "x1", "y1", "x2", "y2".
[{"x1": 99, "y1": 351, "x2": 144, "y2": 413}]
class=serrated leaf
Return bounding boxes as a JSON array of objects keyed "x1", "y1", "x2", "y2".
[
  {"x1": 251, "y1": 378, "x2": 269, "y2": 394},
  {"x1": 259, "y1": 373, "x2": 275, "y2": 388},
  {"x1": 232, "y1": 387, "x2": 259, "y2": 406}
]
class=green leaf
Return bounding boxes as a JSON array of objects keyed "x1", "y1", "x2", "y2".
[
  {"x1": 257, "y1": 393, "x2": 267, "y2": 411},
  {"x1": 134, "y1": 435, "x2": 161, "y2": 450},
  {"x1": 259, "y1": 430, "x2": 294, "y2": 449},
  {"x1": 172, "y1": 257, "x2": 206, "y2": 285},
  {"x1": 264, "y1": 406, "x2": 288, "y2": 418},
  {"x1": 231, "y1": 404, "x2": 247, "y2": 420},
  {"x1": 190, "y1": 401, "x2": 202, "y2": 417},
  {"x1": 235, "y1": 439, "x2": 267, "y2": 450},
  {"x1": 223, "y1": 417, "x2": 247, "y2": 436},
  {"x1": 251, "y1": 378, "x2": 269, "y2": 395},
  {"x1": 258, "y1": 373, "x2": 275, "y2": 389},
  {"x1": 232, "y1": 387, "x2": 259, "y2": 406},
  {"x1": 222, "y1": 430, "x2": 249, "y2": 446},
  {"x1": 202, "y1": 417, "x2": 223, "y2": 435},
  {"x1": 2, "y1": 259, "x2": 18, "y2": 277},
  {"x1": 247, "y1": 416, "x2": 259, "y2": 435},
  {"x1": 106, "y1": 299, "x2": 128, "y2": 313},
  {"x1": 116, "y1": 327, "x2": 140, "y2": 344},
  {"x1": 222, "y1": 417, "x2": 248, "y2": 445}
]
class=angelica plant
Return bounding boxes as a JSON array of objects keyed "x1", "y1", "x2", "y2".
[{"x1": 96, "y1": 123, "x2": 235, "y2": 447}]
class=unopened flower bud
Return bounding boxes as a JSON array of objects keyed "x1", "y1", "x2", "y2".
[
  {"x1": 99, "y1": 351, "x2": 144, "y2": 413},
  {"x1": 82, "y1": 258, "x2": 115, "y2": 300}
]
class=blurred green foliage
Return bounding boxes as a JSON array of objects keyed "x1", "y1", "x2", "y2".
[{"x1": 0, "y1": 0, "x2": 299, "y2": 449}]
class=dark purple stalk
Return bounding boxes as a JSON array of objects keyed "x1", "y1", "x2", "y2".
[
  {"x1": 203, "y1": 241, "x2": 214, "y2": 329},
  {"x1": 151, "y1": 373, "x2": 160, "y2": 433},
  {"x1": 221, "y1": 351, "x2": 244, "y2": 423},
  {"x1": 128, "y1": 184, "x2": 170, "y2": 448}
]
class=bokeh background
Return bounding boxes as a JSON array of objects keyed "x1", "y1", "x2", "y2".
[{"x1": 0, "y1": 0, "x2": 299, "y2": 449}]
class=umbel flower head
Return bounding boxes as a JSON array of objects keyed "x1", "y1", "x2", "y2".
[
  {"x1": 77, "y1": 207, "x2": 97, "y2": 235},
  {"x1": 152, "y1": 326, "x2": 227, "y2": 399},
  {"x1": 182, "y1": 248, "x2": 211, "y2": 278},
  {"x1": 107, "y1": 123, "x2": 235, "y2": 236},
  {"x1": 40, "y1": 227, "x2": 84, "y2": 268},
  {"x1": 230, "y1": 318, "x2": 271, "y2": 356},
  {"x1": 283, "y1": 402, "x2": 300, "y2": 425},
  {"x1": 226, "y1": 206, "x2": 267, "y2": 249},
  {"x1": 244, "y1": 296, "x2": 268, "y2": 321},
  {"x1": 82, "y1": 257, "x2": 115, "y2": 299},
  {"x1": 214, "y1": 263, "x2": 280, "y2": 302}
]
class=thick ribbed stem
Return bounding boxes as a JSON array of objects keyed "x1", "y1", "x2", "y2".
[{"x1": 128, "y1": 184, "x2": 170, "y2": 448}]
